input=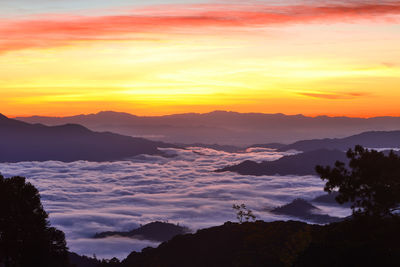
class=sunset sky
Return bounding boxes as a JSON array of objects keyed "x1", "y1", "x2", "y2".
[{"x1": 1, "y1": 0, "x2": 399, "y2": 117}]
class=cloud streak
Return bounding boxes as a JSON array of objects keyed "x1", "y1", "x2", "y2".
[
  {"x1": 1, "y1": 1, "x2": 400, "y2": 53},
  {"x1": 298, "y1": 91, "x2": 369, "y2": 100}
]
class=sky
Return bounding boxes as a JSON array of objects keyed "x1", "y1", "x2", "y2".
[{"x1": 1, "y1": 0, "x2": 400, "y2": 117}]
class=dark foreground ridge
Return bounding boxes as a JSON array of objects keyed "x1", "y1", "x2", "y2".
[
  {"x1": 70, "y1": 218, "x2": 400, "y2": 267},
  {"x1": 217, "y1": 149, "x2": 347, "y2": 176},
  {"x1": 93, "y1": 221, "x2": 190, "y2": 242},
  {"x1": 0, "y1": 113, "x2": 175, "y2": 162}
]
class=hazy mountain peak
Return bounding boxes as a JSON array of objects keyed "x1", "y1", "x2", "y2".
[
  {"x1": 53, "y1": 123, "x2": 91, "y2": 132},
  {"x1": 96, "y1": 111, "x2": 135, "y2": 116},
  {"x1": 208, "y1": 110, "x2": 237, "y2": 115}
]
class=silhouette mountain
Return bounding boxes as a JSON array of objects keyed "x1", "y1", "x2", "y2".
[
  {"x1": 270, "y1": 198, "x2": 342, "y2": 224},
  {"x1": 93, "y1": 222, "x2": 190, "y2": 242},
  {"x1": 217, "y1": 149, "x2": 347, "y2": 176},
  {"x1": 278, "y1": 131, "x2": 400, "y2": 152},
  {"x1": 16, "y1": 111, "x2": 400, "y2": 146},
  {"x1": 0, "y1": 114, "x2": 174, "y2": 162}
]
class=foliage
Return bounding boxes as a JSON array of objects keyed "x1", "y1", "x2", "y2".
[
  {"x1": 316, "y1": 145, "x2": 400, "y2": 217},
  {"x1": 0, "y1": 174, "x2": 69, "y2": 267},
  {"x1": 232, "y1": 204, "x2": 256, "y2": 223},
  {"x1": 295, "y1": 216, "x2": 400, "y2": 266}
]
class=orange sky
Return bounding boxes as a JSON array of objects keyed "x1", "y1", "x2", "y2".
[{"x1": 1, "y1": 1, "x2": 400, "y2": 117}]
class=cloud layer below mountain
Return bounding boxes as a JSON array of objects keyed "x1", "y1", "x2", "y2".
[{"x1": 0, "y1": 147, "x2": 350, "y2": 259}]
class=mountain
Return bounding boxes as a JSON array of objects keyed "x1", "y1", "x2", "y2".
[
  {"x1": 93, "y1": 222, "x2": 190, "y2": 242},
  {"x1": 278, "y1": 131, "x2": 400, "y2": 152},
  {"x1": 16, "y1": 111, "x2": 400, "y2": 146},
  {"x1": 0, "y1": 114, "x2": 175, "y2": 162},
  {"x1": 217, "y1": 149, "x2": 347, "y2": 176},
  {"x1": 270, "y1": 198, "x2": 342, "y2": 224}
]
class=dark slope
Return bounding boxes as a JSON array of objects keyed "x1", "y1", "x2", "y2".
[
  {"x1": 119, "y1": 219, "x2": 400, "y2": 267},
  {"x1": 69, "y1": 219, "x2": 400, "y2": 267},
  {"x1": 121, "y1": 221, "x2": 313, "y2": 267},
  {"x1": 16, "y1": 111, "x2": 400, "y2": 145},
  {"x1": 93, "y1": 222, "x2": 190, "y2": 242},
  {"x1": 217, "y1": 149, "x2": 347, "y2": 176},
  {"x1": 0, "y1": 114, "x2": 174, "y2": 162},
  {"x1": 278, "y1": 131, "x2": 400, "y2": 152}
]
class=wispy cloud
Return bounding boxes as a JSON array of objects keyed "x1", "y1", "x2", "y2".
[
  {"x1": 1, "y1": 1, "x2": 399, "y2": 53},
  {"x1": 297, "y1": 91, "x2": 369, "y2": 100}
]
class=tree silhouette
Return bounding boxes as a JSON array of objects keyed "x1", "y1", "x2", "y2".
[
  {"x1": 232, "y1": 204, "x2": 256, "y2": 223},
  {"x1": 0, "y1": 175, "x2": 69, "y2": 267},
  {"x1": 316, "y1": 145, "x2": 400, "y2": 217}
]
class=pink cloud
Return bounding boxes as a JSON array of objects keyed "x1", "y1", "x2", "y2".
[{"x1": 1, "y1": 2, "x2": 399, "y2": 53}]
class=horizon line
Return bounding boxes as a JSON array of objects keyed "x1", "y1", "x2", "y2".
[{"x1": 6, "y1": 110, "x2": 400, "y2": 120}]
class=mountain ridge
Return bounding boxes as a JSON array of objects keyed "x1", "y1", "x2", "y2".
[
  {"x1": 0, "y1": 114, "x2": 176, "y2": 162},
  {"x1": 15, "y1": 111, "x2": 400, "y2": 145},
  {"x1": 218, "y1": 130, "x2": 400, "y2": 176},
  {"x1": 278, "y1": 130, "x2": 400, "y2": 152},
  {"x1": 15, "y1": 110, "x2": 400, "y2": 120},
  {"x1": 217, "y1": 149, "x2": 348, "y2": 176}
]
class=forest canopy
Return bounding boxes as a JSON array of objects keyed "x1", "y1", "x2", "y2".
[
  {"x1": 0, "y1": 175, "x2": 69, "y2": 267},
  {"x1": 316, "y1": 145, "x2": 400, "y2": 217}
]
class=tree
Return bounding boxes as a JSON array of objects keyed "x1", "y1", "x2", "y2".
[
  {"x1": 316, "y1": 145, "x2": 400, "y2": 217},
  {"x1": 0, "y1": 175, "x2": 69, "y2": 267},
  {"x1": 232, "y1": 204, "x2": 256, "y2": 223}
]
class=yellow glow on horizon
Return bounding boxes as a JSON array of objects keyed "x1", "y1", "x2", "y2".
[{"x1": 1, "y1": 21, "x2": 400, "y2": 118}]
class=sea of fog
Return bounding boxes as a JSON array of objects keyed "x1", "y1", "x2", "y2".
[{"x1": 0, "y1": 147, "x2": 351, "y2": 259}]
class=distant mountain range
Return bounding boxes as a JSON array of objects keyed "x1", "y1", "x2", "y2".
[
  {"x1": 0, "y1": 114, "x2": 175, "y2": 162},
  {"x1": 16, "y1": 111, "x2": 400, "y2": 146}
]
